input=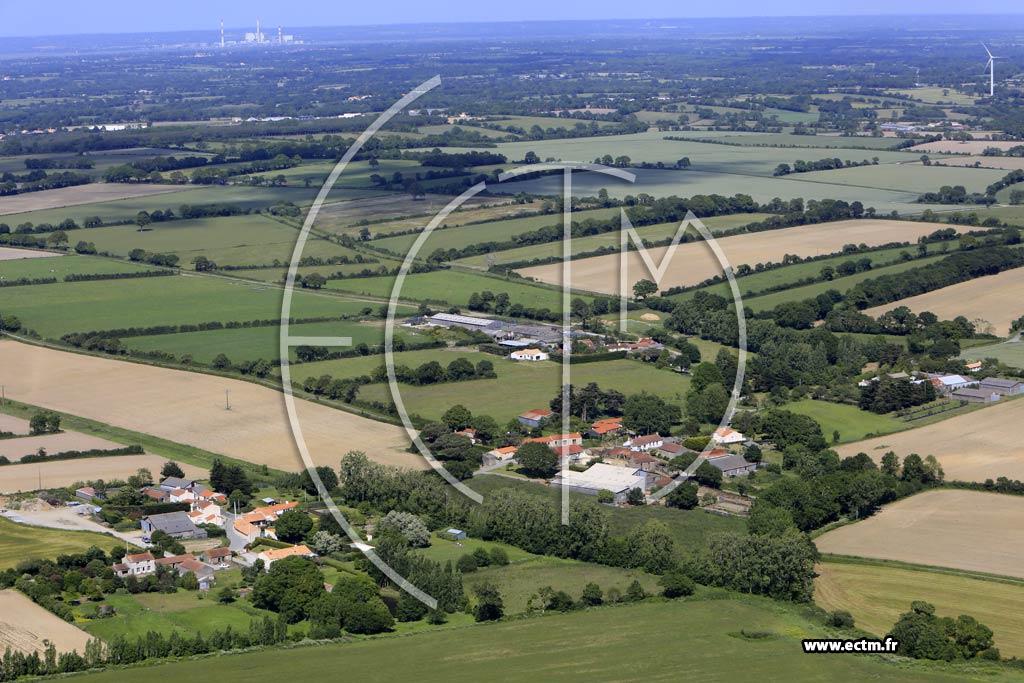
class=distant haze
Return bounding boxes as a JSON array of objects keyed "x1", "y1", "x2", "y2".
[{"x1": 2, "y1": 1, "x2": 1024, "y2": 38}]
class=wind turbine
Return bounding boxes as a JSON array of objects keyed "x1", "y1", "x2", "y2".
[{"x1": 983, "y1": 44, "x2": 1001, "y2": 97}]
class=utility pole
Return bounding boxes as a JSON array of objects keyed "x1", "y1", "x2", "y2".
[{"x1": 225, "y1": 389, "x2": 231, "y2": 411}]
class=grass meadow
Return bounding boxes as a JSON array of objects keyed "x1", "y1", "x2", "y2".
[
  {"x1": 354, "y1": 357, "x2": 690, "y2": 423},
  {"x1": 0, "y1": 254, "x2": 163, "y2": 280},
  {"x1": 785, "y1": 399, "x2": 905, "y2": 444},
  {"x1": 961, "y1": 339, "x2": 1024, "y2": 369},
  {"x1": 68, "y1": 596, "x2": 1017, "y2": 683},
  {"x1": 1, "y1": 275, "x2": 375, "y2": 338},
  {"x1": 0, "y1": 517, "x2": 122, "y2": 569}
]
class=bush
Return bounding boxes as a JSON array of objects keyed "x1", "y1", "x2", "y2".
[
  {"x1": 489, "y1": 547, "x2": 510, "y2": 566},
  {"x1": 827, "y1": 610, "x2": 855, "y2": 628},
  {"x1": 456, "y1": 553, "x2": 478, "y2": 573},
  {"x1": 659, "y1": 572, "x2": 696, "y2": 598}
]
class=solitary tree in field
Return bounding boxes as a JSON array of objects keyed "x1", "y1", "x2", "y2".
[
  {"x1": 135, "y1": 211, "x2": 152, "y2": 230},
  {"x1": 632, "y1": 279, "x2": 658, "y2": 300},
  {"x1": 161, "y1": 461, "x2": 185, "y2": 479}
]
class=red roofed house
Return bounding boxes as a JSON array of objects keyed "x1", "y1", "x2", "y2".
[
  {"x1": 233, "y1": 501, "x2": 299, "y2": 543},
  {"x1": 711, "y1": 427, "x2": 745, "y2": 446},
  {"x1": 588, "y1": 418, "x2": 623, "y2": 439},
  {"x1": 257, "y1": 544, "x2": 315, "y2": 570},
  {"x1": 482, "y1": 445, "x2": 518, "y2": 467},
  {"x1": 201, "y1": 547, "x2": 233, "y2": 565}
]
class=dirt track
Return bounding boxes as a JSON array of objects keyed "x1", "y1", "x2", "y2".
[
  {"x1": 518, "y1": 219, "x2": 977, "y2": 295},
  {"x1": 0, "y1": 590, "x2": 94, "y2": 654},
  {"x1": 816, "y1": 490, "x2": 1024, "y2": 578},
  {"x1": 837, "y1": 398, "x2": 1024, "y2": 482},
  {"x1": 0, "y1": 455, "x2": 205, "y2": 493},
  {"x1": 864, "y1": 267, "x2": 1024, "y2": 337},
  {"x1": 0, "y1": 341, "x2": 419, "y2": 474}
]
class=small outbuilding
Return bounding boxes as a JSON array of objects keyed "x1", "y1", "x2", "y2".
[{"x1": 441, "y1": 528, "x2": 467, "y2": 541}]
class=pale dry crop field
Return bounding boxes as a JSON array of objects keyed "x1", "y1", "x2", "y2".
[
  {"x1": 0, "y1": 341, "x2": 420, "y2": 473},
  {"x1": 836, "y1": 397, "x2": 1024, "y2": 482},
  {"x1": 0, "y1": 589, "x2": 93, "y2": 655},
  {"x1": 0, "y1": 431, "x2": 127, "y2": 461},
  {"x1": 0, "y1": 183, "x2": 190, "y2": 216},
  {"x1": 816, "y1": 490, "x2": 1024, "y2": 578},
  {"x1": 0, "y1": 246, "x2": 61, "y2": 260},
  {"x1": 0, "y1": 455, "x2": 205, "y2": 493},
  {"x1": 936, "y1": 156, "x2": 1024, "y2": 171},
  {"x1": 518, "y1": 219, "x2": 976, "y2": 295},
  {"x1": 864, "y1": 267, "x2": 1024, "y2": 337},
  {"x1": 0, "y1": 415, "x2": 30, "y2": 433}
]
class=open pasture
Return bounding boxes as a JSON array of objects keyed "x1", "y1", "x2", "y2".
[
  {"x1": 743, "y1": 254, "x2": 946, "y2": 312},
  {"x1": 0, "y1": 185, "x2": 319, "y2": 227},
  {"x1": 0, "y1": 455, "x2": 205, "y2": 493},
  {"x1": 0, "y1": 183, "x2": 191, "y2": 216},
  {"x1": 834, "y1": 397, "x2": 1024, "y2": 483},
  {"x1": 658, "y1": 130, "x2": 907, "y2": 149},
  {"x1": 668, "y1": 242, "x2": 948, "y2": 303},
  {"x1": 0, "y1": 253, "x2": 160, "y2": 279},
  {"x1": 456, "y1": 212, "x2": 776, "y2": 268},
  {"x1": 815, "y1": 560, "x2": 1024, "y2": 657},
  {"x1": 491, "y1": 131, "x2": 914, "y2": 175},
  {"x1": 910, "y1": 140, "x2": 1024, "y2": 155},
  {"x1": 0, "y1": 430, "x2": 126, "y2": 461},
  {"x1": 496, "y1": 166, "x2": 934, "y2": 214},
  {"x1": 790, "y1": 164, "x2": 1007, "y2": 195},
  {"x1": 784, "y1": 399, "x2": 905, "y2": 443},
  {"x1": 68, "y1": 214, "x2": 354, "y2": 267},
  {"x1": 816, "y1": 490, "x2": 1024, "y2": 579},
  {"x1": 0, "y1": 517, "x2": 121, "y2": 570},
  {"x1": 0, "y1": 274, "x2": 372, "y2": 338},
  {"x1": 961, "y1": 338, "x2": 1024, "y2": 369},
  {"x1": 370, "y1": 206, "x2": 621, "y2": 255},
  {"x1": 885, "y1": 87, "x2": 976, "y2": 105},
  {"x1": 68, "y1": 597, "x2": 998, "y2": 683},
  {"x1": 325, "y1": 269, "x2": 586, "y2": 309},
  {"x1": 123, "y1": 318, "x2": 429, "y2": 364},
  {"x1": 518, "y1": 219, "x2": 975, "y2": 295},
  {"x1": 356, "y1": 357, "x2": 689, "y2": 423},
  {"x1": 0, "y1": 341, "x2": 418, "y2": 473},
  {"x1": 314, "y1": 194, "x2": 527, "y2": 237},
  {"x1": 864, "y1": 267, "x2": 1024, "y2": 337},
  {"x1": 0, "y1": 590, "x2": 94, "y2": 655}
]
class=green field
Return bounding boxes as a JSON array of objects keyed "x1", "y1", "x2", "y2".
[
  {"x1": 0, "y1": 254, "x2": 163, "y2": 280},
  {"x1": 816, "y1": 559, "x2": 1024, "y2": 657},
  {"x1": 122, "y1": 318, "x2": 427, "y2": 364},
  {"x1": 324, "y1": 269, "x2": 590, "y2": 308},
  {"x1": 289, "y1": 346, "x2": 485, "y2": 383},
  {"x1": 462, "y1": 556, "x2": 660, "y2": 614},
  {"x1": 1, "y1": 275, "x2": 377, "y2": 338},
  {"x1": 70, "y1": 596, "x2": 1021, "y2": 683},
  {"x1": 666, "y1": 242, "x2": 953, "y2": 304},
  {"x1": 744, "y1": 254, "x2": 946, "y2": 312},
  {"x1": 671, "y1": 130, "x2": 910, "y2": 150},
  {"x1": 59, "y1": 214, "x2": 356, "y2": 268},
  {"x1": 496, "y1": 167, "x2": 936, "y2": 214},
  {"x1": 961, "y1": 338, "x2": 1024, "y2": 369},
  {"x1": 456, "y1": 213, "x2": 777, "y2": 268},
  {"x1": 793, "y1": 164, "x2": 1007, "y2": 195},
  {"x1": 370, "y1": 206, "x2": 622, "y2": 255},
  {"x1": 0, "y1": 517, "x2": 122, "y2": 569},
  {"x1": 1, "y1": 185, "x2": 323, "y2": 227},
  {"x1": 885, "y1": 87, "x2": 976, "y2": 105},
  {"x1": 785, "y1": 399, "x2": 905, "y2": 443},
  {"x1": 355, "y1": 356, "x2": 689, "y2": 423}
]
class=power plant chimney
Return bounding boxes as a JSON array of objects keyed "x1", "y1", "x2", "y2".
[
  {"x1": 220, "y1": 18, "x2": 225, "y2": 48},
  {"x1": 278, "y1": 26, "x2": 283, "y2": 45},
  {"x1": 256, "y1": 17, "x2": 261, "y2": 44}
]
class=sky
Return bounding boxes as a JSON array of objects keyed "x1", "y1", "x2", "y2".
[{"x1": 1, "y1": 0, "x2": 1022, "y2": 37}]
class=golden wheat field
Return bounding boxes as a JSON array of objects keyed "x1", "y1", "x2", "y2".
[
  {"x1": 816, "y1": 490, "x2": 1024, "y2": 578},
  {"x1": 0, "y1": 431, "x2": 126, "y2": 461},
  {"x1": 517, "y1": 219, "x2": 977, "y2": 295},
  {"x1": 0, "y1": 590, "x2": 93, "y2": 655},
  {"x1": 836, "y1": 397, "x2": 1024, "y2": 482},
  {"x1": 864, "y1": 267, "x2": 1024, "y2": 337},
  {"x1": 0, "y1": 183, "x2": 190, "y2": 215},
  {"x1": 0, "y1": 455, "x2": 205, "y2": 493},
  {"x1": 0, "y1": 341, "x2": 419, "y2": 473}
]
